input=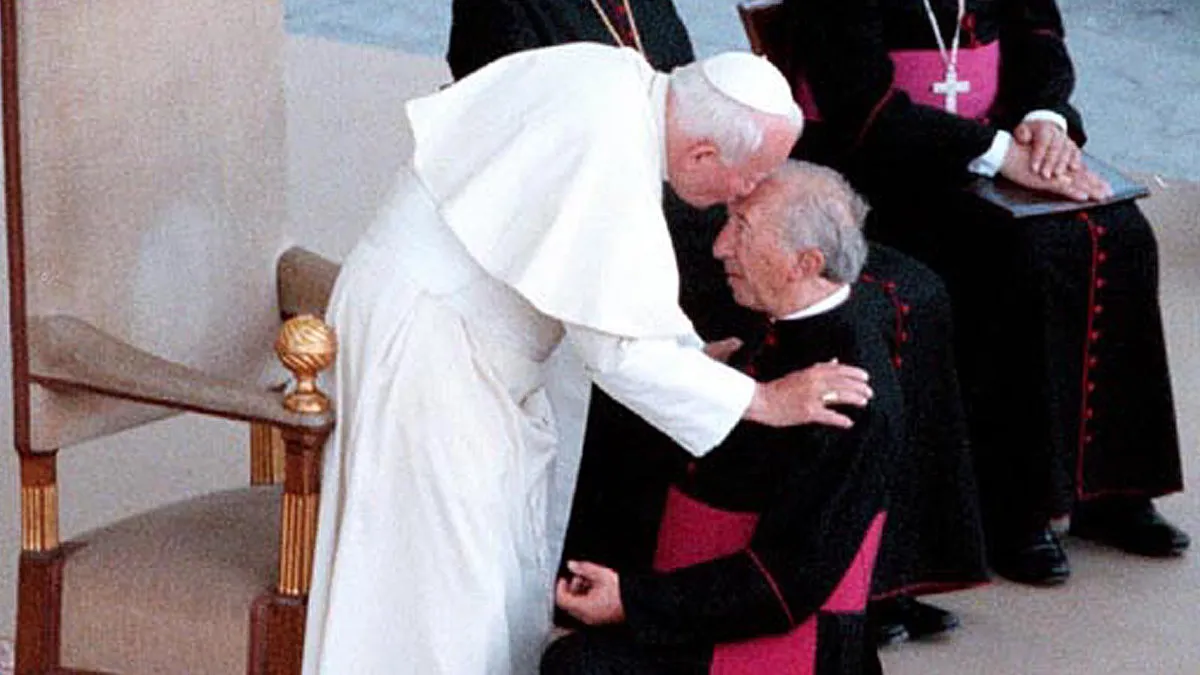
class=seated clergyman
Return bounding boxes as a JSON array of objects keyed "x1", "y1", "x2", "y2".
[{"x1": 543, "y1": 160, "x2": 898, "y2": 675}]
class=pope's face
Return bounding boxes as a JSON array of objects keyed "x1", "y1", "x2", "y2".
[
  {"x1": 713, "y1": 183, "x2": 796, "y2": 314},
  {"x1": 670, "y1": 119, "x2": 799, "y2": 208}
]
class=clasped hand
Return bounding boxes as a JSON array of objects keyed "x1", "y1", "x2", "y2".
[
  {"x1": 555, "y1": 561, "x2": 625, "y2": 626},
  {"x1": 1000, "y1": 120, "x2": 1113, "y2": 202}
]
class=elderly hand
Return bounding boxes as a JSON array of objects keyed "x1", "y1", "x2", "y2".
[
  {"x1": 1014, "y1": 119, "x2": 1081, "y2": 180},
  {"x1": 555, "y1": 561, "x2": 625, "y2": 626},
  {"x1": 703, "y1": 337, "x2": 744, "y2": 363},
  {"x1": 747, "y1": 359, "x2": 873, "y2": 429},
  {"x1": 1000, "y1": 140, "x2": 1113, "y2": 202}
]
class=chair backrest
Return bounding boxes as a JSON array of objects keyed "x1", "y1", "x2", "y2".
[
  {"x1": 738, "y1": 0, "x2": 792, "y2": 75},
  {"x1": 6, "y1": 0, "x2": 290, "y2": 452},
  {"x1": 283, "y1": 36, "x2": 451, "y2": 263}
]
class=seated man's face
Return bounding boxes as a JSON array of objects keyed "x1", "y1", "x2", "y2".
[{"x1": 713, "y1": 181, "x2": 796, "y2": 315}]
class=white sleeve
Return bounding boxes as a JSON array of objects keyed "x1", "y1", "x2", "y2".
[{"x1": 564, "y1": 324, "x2": 756, "y2": 457}]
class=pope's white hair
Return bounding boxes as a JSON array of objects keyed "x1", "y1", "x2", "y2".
[
  {"x1": 668, "y1": 61, "x2": 802, "y2": 165},
  {"x1": 769, "y1": 160, "x2": 869, "y2": 284}
]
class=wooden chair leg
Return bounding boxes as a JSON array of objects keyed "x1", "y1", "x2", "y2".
[
  {"x1": 16, "y1": 550, "x2": 66, "y2": 675},
  {"x1": 250, "y1": 422, "x2": 286, "y2": 486},
  {"x1": 248, "y1": 424, "x2": 327, "y2": 675},
  {"x1": 16, "y1": 453, "x2": 63, "y2": 674},
  {"x1": 248, "y1": 593, "x2": 306, "y2": 675},
  {"x1": 249, "y1": 316, "x2": 335, "y2": 675}
]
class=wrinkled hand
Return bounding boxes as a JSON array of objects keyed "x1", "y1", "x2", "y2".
[
  {"x1": 1000, "y1": 141, "x2": 1113, "y2": 202},
  {"x1": 749, "y1": 360, "x2": 873, "y2": 429},
  {"x1": 1013, "y1": 119, "x2": 1081, "y2": 179},
  {"x1": 703, "y1": 337, "x2": 744, "y2": 363},
  {"x1": 555, "y1": 561, "x2": 625, "y2": 626}
]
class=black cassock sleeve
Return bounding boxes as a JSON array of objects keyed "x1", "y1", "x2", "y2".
[
  {"x1": 447, "y1": 0, "x2": 547, "y2": 79},
  {"x1": 618, "y1": 410, "x2": 887, "y2": 648},
  {"x1": 993, "y1": 0, "x2": 1086, "y2": 142},
  {"x1": 787, "y1": 0, "x2": 997, "y2": 181}
]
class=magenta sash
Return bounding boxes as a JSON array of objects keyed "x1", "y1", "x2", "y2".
[
  {"x1": 791, "y1": 40, "x2": 999, "y2": 122},
  {"x1": 889, "y1": 40, "x2": 1000, "y2": 120},
  {"x1": 652, "y1": 485, "x2": 887, "y2": 675}
]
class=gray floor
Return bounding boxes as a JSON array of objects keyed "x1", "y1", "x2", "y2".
[{"x1": 282, "y1": 3, "x2": 1200, "y2": 674}]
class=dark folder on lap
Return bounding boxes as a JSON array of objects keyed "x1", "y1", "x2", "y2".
[{"x1": 965, "y1": 152, "x2": 1150, "y2": 218}]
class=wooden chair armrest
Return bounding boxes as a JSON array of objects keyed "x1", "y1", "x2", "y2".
[{"x1": 28, "y1": 315, "x2": 333, "y2": 432}]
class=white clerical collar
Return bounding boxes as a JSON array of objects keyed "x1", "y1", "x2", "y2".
[
  {"x1": 777, "y1": 284, "x2": 852, "y2": 321},
  {"x1": 649, "y1": 72, "x2": 670, "y2": 181}
]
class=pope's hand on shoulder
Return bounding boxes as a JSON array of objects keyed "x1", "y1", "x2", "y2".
[{"x1": 748, "y1": 360, "x2": 873, "y2": 430}]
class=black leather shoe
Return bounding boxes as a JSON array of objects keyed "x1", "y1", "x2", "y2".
[
  {"x1": 866, "y1": 603, "x2": 909, "y2": 647},
  {"x1": 870, "y1": 597, "x2": 960, "y2": 641},
  {"x1": 1071, "y1": 498, "x2": 1191, "y2": 557},
  {"x1": 990, "y1": 527, "x2": 1070, "y2": 586}
]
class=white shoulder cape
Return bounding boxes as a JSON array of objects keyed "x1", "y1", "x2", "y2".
[{"x1": 406, "y1": 43, "x2": 694, "y2": 339}]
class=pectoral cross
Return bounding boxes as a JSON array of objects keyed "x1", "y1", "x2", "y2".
[{"x1": 932, "y1": 65, "x2": 970, "y2": 114}]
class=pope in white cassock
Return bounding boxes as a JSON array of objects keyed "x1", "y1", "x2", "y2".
[{"x1": 302, "y1": 43, "x2": 875, "y2": 675}]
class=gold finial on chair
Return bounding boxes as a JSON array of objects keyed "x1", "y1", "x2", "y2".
[{"x1": 275, "y1": 314, "x2": 336, "y2": 414}]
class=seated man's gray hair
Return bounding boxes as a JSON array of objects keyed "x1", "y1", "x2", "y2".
[
  {"x1": 669, "y1": 61, "x2": 801, "y2": 165},
  {"x1": 773, "y1": 160, "x2": 870, "y2": 283}
]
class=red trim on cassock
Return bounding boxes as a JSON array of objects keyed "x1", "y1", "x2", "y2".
[
  {"x1": 852, "y1": 89, "x2": 898, "y2": 152},
  {"x1": 870, "y1": 578, "x2": 989, "y2": 601},
  {"x1": 1075, "y1": 211, "x2": 1101, "y2": 499},
  {"x1": 746, "y1": 548, "x2": 797, "y2": 627},
  {"x1": 859, "y1": 274, "x2": 909, "y2": 370},
  {"x1": 962, "y1": 13, "x2": 980, "y2": 48},
  {"x1": 1030, "y1": 28, "x2": 1063, "y2": 40}
]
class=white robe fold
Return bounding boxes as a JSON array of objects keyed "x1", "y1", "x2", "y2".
[{"x1": 303, "y1": 44, "x2": 755, "y2": 675}]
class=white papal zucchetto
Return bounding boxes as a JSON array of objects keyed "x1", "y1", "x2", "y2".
[{"x1": 699, "y1": 51, "x2": 802, "y2": 122}]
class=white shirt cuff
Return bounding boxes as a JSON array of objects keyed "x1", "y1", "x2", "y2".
[
  {"x1": 968, "y1": 109, "x2": 1068, "y2": 177},
  {"x1": 1022, "y1": 109, "x2": 1068, "y2": 131},
  {"x1": 968, "y1": 130, "x2": 1012, "y2": 177}
]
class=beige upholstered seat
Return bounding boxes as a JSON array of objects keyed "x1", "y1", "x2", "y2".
[{"x1": 61, "y1": 487, "x2": 282, "y2": 674}]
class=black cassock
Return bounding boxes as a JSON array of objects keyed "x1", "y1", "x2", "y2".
[
  {"x1": 448, "y1": 0, "x2": 987, "y2": 598},
  {"x1": 785, "y1": 0, "x2": 1184, "y2": 538},
  {"x1": 544, "y1": 289, "x2": 893, "y2": 675}
]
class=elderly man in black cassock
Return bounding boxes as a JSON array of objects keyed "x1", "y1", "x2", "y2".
[
  {"x1": 784, "y1": 0, "x2": 1189, "y2": 586},
  {"x1": 450, "y1": 0, "x2": 989, "y2": 645},
  {"x1": 540, "y1": 160, "x2": 894, "y2": 675}
]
